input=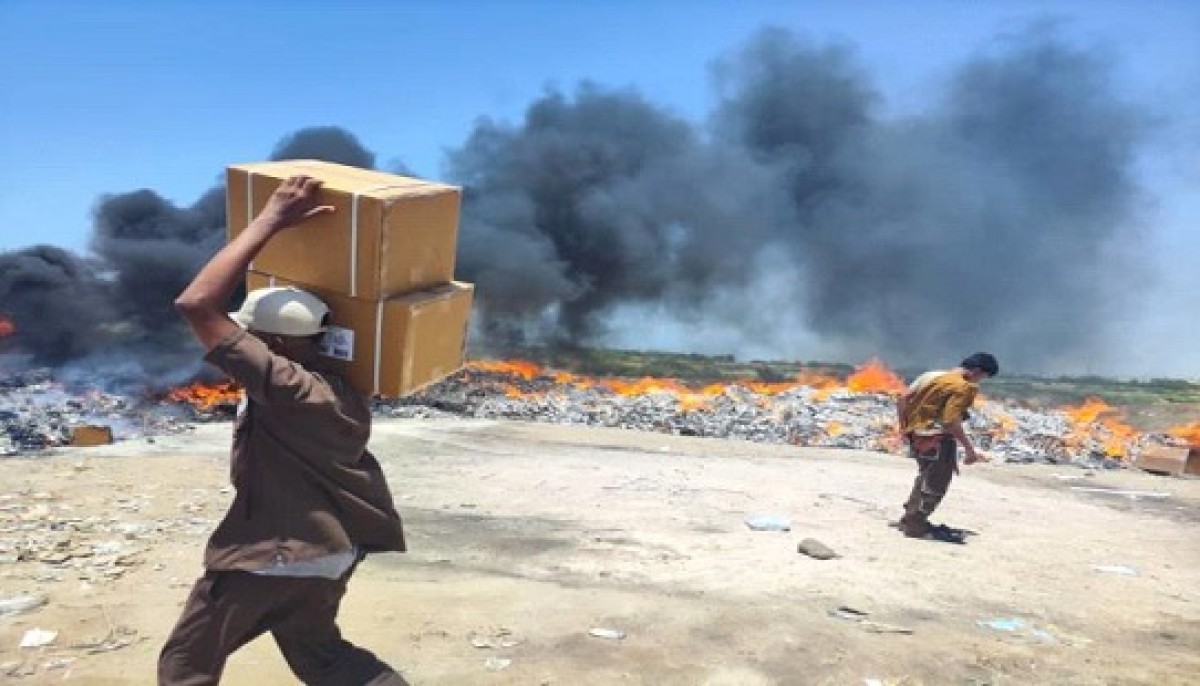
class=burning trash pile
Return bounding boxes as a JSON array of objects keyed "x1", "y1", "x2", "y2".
[
  {"x1": 389, "y1": 359, "x2": 1199, "y2": 469},
  {"x1": 0, "y1": 367, "x2": 198, "y2": 456},
  {"x1": 3, "y1": 351, "x2": 1196, "y2": 471}
]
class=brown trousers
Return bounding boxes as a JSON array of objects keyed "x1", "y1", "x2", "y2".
[
  {"x1": 158, "y1": 565, "x2": 407, "y2": 685},
  {"x1": 900, "y1": 436, "x2": 957, "y2": 534}
]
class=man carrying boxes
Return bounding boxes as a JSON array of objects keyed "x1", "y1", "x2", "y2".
[
  {"x1": 227, "y1": 159, "x2": 473, "y2": 397},
  {"x1": 161, "y1": 162, "x2": 472, "y2": 684}
]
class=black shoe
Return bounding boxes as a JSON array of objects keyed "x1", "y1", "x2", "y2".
[
  {"x1": 918, "y1": 527, "x2": 966, "y2": 544},
  {"x1": 930, "y1": 522, "x2": 977, "y2": 538}
]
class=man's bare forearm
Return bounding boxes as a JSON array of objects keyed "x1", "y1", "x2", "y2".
[{"x1": 944, "y1": 421, "x2": 980, "y2": 461}]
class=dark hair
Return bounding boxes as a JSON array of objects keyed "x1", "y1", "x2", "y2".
[{"x1": 960, "y1": 352, "x2": 999, "y2": 377}]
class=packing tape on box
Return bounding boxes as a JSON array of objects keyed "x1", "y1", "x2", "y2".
[
  {"x1": 374, "y1": 300, "x2": 385, "y2": 395},
  {"x1": 351, "y1": 184, "x2": 412, "y2": 298},
  {"x1": 244, "y1": 172, "x2": 411, "y2": 297}
]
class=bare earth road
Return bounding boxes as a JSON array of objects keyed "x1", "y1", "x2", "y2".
[{"x1": 1, "y1": 418, "x2": 1198, "y2": 685}]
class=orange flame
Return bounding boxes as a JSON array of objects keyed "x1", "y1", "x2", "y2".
[
  {"x1": 796, "y1": 371, "x2": 841, "y2": 390},
  {"x1": 1064, "y1": 397, "x2": 1114, "y2": 423},
  {"x1": 455, "y1": 358, "x2": 1168, "y2": 457},
  {"x1": 1062, "y1": 397, "x2": 1138, "y2": 458},
  {"x1": 465, "y1": 358, "x2": 904, "y2": 407},
  {"x1": 1168, "y1": 421, "x2": 1200, "y2": 448},
  {"x1": 677, "y1": 393, "x2": 712, "y2": 412},
  {"x1": 471, "y1": 359, "x2": 541, "y2": 380},
  {"x1": 167, "y1": 381, "x2": 242, "y2": 410},
  {"x1": 602, "y1": 376, "x2": 692, "y2": 396},
  {"x1": 991, "y1": 409, "x2": 1019, "y2": 438},
  {"x1": 0, "y1": 315, "x2": 14, "y2": 338},
  {"x1": 553, "y1": 370, "x2": 581, "y2": 384},
  {"x1": 845, "y1": 358, "x2": 906, "y2": 395}
]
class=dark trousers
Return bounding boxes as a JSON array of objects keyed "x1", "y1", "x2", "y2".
[
  {"x1": 900, "y1": 436, "x2": 957, "y2": 534},
  {"x1": 158, "y1": 566, "x2": 407, "y2": 685}
]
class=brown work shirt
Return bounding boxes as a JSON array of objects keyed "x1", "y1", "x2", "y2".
[
  {"x1": 200, "y1": 329, "x2": 405, "y2": 572},
  {"x1": 900, "y1": 370, "x2": 978, "y2": 435}
]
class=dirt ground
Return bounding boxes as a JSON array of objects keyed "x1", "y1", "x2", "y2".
[{"x1": 1, "y1": 418, "x2": 1198, "y2": 685}]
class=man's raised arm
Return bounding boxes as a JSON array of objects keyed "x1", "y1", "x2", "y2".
[{"x1": 174, "y1": 175, "x2": 333, "y2": 350}]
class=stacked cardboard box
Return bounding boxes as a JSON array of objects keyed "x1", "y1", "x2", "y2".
[{"x1": 227, "y1": 160, "x2": 473, "y2": 397}]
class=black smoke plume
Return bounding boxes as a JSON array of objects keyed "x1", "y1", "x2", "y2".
[
  {"x1": 452, "y1": 26, "x2": 1147, "y2": 373},
  {"x1": 0, "y1": 246, "x2": 114, "y2": 364},
  {"x1": 0, "y1": 26, "x2": 1151, "y2": 383},
  {"x1": 271, "y1": 127, "x2": 377, "y2": 169},
  {"x1": 90, "y1": 187, "x2": 225, "y2": 342},
  {"x1": 0, "y1": 127, "x2": 378, "y2": 390}
]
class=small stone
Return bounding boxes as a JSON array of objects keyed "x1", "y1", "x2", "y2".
[
  {"x1": 797, "y1": 538, "x2": 838, "y2": 560},
  {"x1": 114, "y1": 553, "x2": 141, "y2": 567}
]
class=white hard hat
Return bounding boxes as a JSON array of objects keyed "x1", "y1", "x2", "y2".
[{"x1": 229, "y1": 287, "x2": 329, "y2": 337}]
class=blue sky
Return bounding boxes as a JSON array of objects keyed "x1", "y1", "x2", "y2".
[{"x1": 2, "y1": 0, "x2": 1198, "y2": 376}]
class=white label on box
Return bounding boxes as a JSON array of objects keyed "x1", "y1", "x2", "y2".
[{"x1": 320, "y1": 326, "x2": 355, "y2": 361}]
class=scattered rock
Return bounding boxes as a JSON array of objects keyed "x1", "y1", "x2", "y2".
[
  {"x1": 797, "y1": 538, "x2": 838, "y2": 559},
  {"x1": 829, "y1": 606, "x2": 870, "y2": 622}
]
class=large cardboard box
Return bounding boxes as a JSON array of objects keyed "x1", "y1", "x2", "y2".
[
  {"x1": 1135, "y1": 445, "x2": 1200, "y2": 477},
  {"x1": 70, "y1": 425, "x2": 114, "y2": 447},
  {"x1": 228, "y1": 160, "x2": 461, "y2": 299},
  {"x1": 247, "y1": 271, "x2": 473, "y2": 398}
]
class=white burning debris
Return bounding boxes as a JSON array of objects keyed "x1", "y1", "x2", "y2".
[
  {"x1": 0, "y1": 367, "x2": 195, "y2": 456},
  {"x1": 0, "y1": 358, "x2": 1192, "y2": 470},
  {"x1": 386, "y1": 361, "x2": 1193, "y2": 470}
]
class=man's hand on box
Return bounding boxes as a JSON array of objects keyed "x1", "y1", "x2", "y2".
[{"x1": 256, "y1": 175, "x2": 335, "y2": 232}]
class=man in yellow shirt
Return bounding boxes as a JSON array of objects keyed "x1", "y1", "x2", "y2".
[{"x1": 896, "y1": 353, "x2": 999, "y2": 541}]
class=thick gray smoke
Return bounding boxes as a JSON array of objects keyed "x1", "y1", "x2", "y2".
[
  {"x1": 450, "y1": 83, "x2": 797, "y2": 347},
  {"x1": 90, "y1": 186, "x2": 225, "y2": 341},
  {"x1": 453, "y1": 27, "x2": 1147, "y2": 373},
  {"x1": 0, "y1": 27, "x2": 1151, "y2": 385},
  {"x1": 0, "y1": 246, "x2": 114, "y2": 364},
  {"x1": 271, "y1": 127, "x2": 377, "y2": 169},
  {"x1": 0, "y1": 127, "x2": 378, "y2": 391}
]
